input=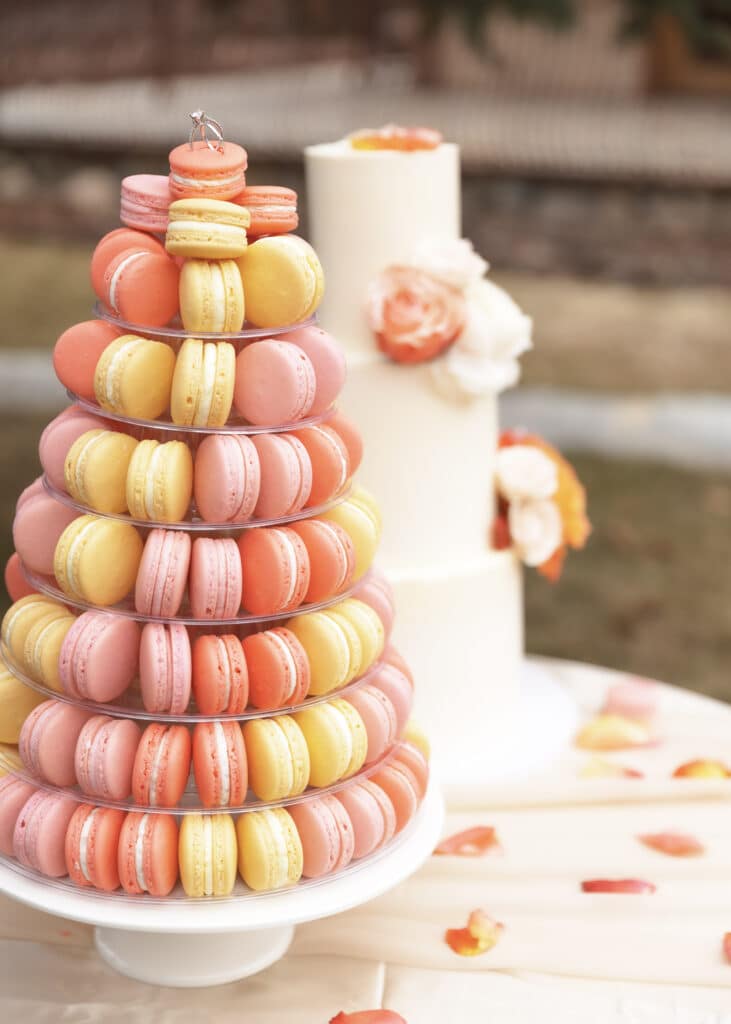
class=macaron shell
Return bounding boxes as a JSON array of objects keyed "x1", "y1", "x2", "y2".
[
  {"x1": 234, "y1": 341, "x2": 316, "y2": 427},
  {"x1": 287, "y1": 610, "x2": 351, "y2": 696},
  {"x1": 336, "y1": 599, "x2": 385, "y2": 673},
  {"x1": 394, "y1": 742, "x2": 430, "y2": 800},
  {"x1": 2, "y1": 596, "x2": 66, "y2": 664},
  {"x1": 192, "y1": 721, "x2": 247, "y2": 808},
  {"x1": 327, "y1": 410, "x2": 364, "y2": 476},
  {"x1": 0, "y1": 776, "x2": 37, "y2": 856},
  {"x1": 139, "y1": 622, "x2": 192, "y2": 715},
  {"x1": 236, "y1": 807, "x2": 303, "y2": 892},
  {"x1": 120, "y1": 174, "x2": 172, "y2": 232},
  {"x1": 0, "y1": 669, "x2": 45, "y2": 743},
  {"x1": 13, "y1": 791, "x2": 77, "y2": 877},
  {"x1": 168, "y1": 140, "x2": 248, "y2": 200},
  {"x1": 103, "y1": 247, "x2": 180, "y2": 328},
  {"x1": 54, "y1": 514, "x2": 143, "y2": 606},
  {"x1": 94, "y1": 335, "x2": 176, "y2": 421},
  {"x1": 74, "y1": 714, "x2": 141, "y2": 801},
  {"x1": 290, "y1": 519, "x2": 355, "y2": 604},
  {"x1": 118, "y1": 811, "x2": 179, "y2": 896},
  {"x1": 59, "y1": 611, "x2": 141, "y2": 703},
  {"x1": 179, "y1": 812, "x2": 238, "y2": 897},
  {"x1": 170, "y1": 338, "x2": 236, "y2": 428},
  {"x1": 346, "y1": 685, "x2": 398, "y2": 764},
  {"x1": 288, "y1": 798, "x2": 342, "y2": 878},
  {"x1": 64, "y1": 429, "x2": 138, "y2": 513},
  {"x1": 243, "y1": 716, "x2": 309, "y2": 802},
  {"x1": 252, "y1": 433, "x2": 312, "y2": 520},
  {"x1": 23, "y1": 613, "x2": 75, "y2": 691},
  {"x1": 322, "y1": 497, "x2": 380, "y2": 581},
  {"x1": 371, "y1": 762, "x2": 420, "y2": 832},
  {"x1": 179, "y1": 259, "x2": 245, "y2": 334},
  {"x1": 238, "y1": 236, "x2": 324, "y2": 328},
  {"x1": 132, "y1": 723, "x2": 191, "y2": 808},
  {"x1": 293, "y1": 703, "x2": 353, "y2": 789},
  {"x1": 353, "y1": 571, "x2": 395, "y2": 639},
  {"x1": 65, "y1": 804, "x2": 124, "y2": 891},
  {"x1": 239, "y1": 527, "x2": 309, "y2": 616},
  {"x1": 192, "y1": 634, "x2": 249, "y2": 715},
  {"x1": 166, "y1": 198, "x2": 249, "y2": 259},
  {"x1": 126, "y1": 439, "x2": 193, "y2": 523},
  {"x1": 336, "y1": 780, "x2": 396, "y2": 860},
  {"x1": 370, "y1": 664, "x2": 414, "y2": 735},
  {"x1": 236, "y1": 186, "x2": 298, "y2": 236},
  {"x1": 53, "y1": 321, "x2": 121, "y2": 402},
  {"x1": 382, "y1": 646, "x2": 414, "y2": 688},
  {"x1": 4, "y1": 551, "x2": 40, "y2": 602},
  {"x1": 90, "y1": 228, "x2": 165, "y2": 299},
  {"x1": 40, "y1": 408, "x2": 108, "y2": 493},
  {"x1": 135, "y1": 529, "x2": 191, "y2": 618},
  {"x1": 19, "y1": 700, "x2": 91, "y2": 787},
  {"x1": 293, "y1": 425, "x2": 350, "y2": 506},
  {"x1": 13, "y1": 492, "x2": 80, "y2": 576},
  {"x1": 281, "y1": 326, "x2": 346, "y2": 416},
  {"x1": 332, "y1": 698, "x2": 368, "y2": 777},
  {"x1": 323, "y1": 610, "x2": 363, "y2": 683},
  {"x1": 194, "y1": 433, "x2": 261, "y2": 524},
  {"x1": 243, "y1": 628, "x2": 309, "y2": 711},
  {"x1": 189, "y1": 537, "x2": 243, "y2": 619}
]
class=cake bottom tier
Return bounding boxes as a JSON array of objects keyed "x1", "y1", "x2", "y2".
[{"x1": 388, "y1": 549, "x2": 523, "y2": 780}]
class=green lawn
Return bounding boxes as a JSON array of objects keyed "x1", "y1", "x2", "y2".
[{"x1": 1, "y1": 417, "x2": 729, "y2": 703}]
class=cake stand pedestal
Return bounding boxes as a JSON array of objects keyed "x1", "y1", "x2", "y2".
[{"x1": 0, "y1": 783, "x2": 443, "y2": 988}]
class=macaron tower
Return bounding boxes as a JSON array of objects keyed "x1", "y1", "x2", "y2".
[{"x1": 0, "y1": 113, "x2": 429, "y2": 901}]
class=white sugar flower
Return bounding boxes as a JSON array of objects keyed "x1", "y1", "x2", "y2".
[
  {"x1": 495, "y1": 445, "x2": 558, "y2": 502},
  {"x1": 508, "y1": 498, "x2": 563, "y2": 566},
  {"x1": 411, "y1": 238, "x2": 488, "y2": 291}
]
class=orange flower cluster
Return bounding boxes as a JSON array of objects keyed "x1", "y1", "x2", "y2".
[{"x1": 497, "y1": 430, "x2": 591, "y2": 581}]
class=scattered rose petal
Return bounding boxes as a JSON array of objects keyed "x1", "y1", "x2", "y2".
[
  {"x1": 575, "y1": 714, "x2": 654, "y2": 751},
  {"x1": 581, "y1": 878, "x2": 656, "y2": 894},
  {"x1": 445, "y1": 909, "x2": 504, "y2": 956},
  {"x1": 330, "y1": 1013, "x2": 406, "y2": 1024},
  {"x1": 723, "y1": 933, "x2": 731, "y2": 964},
  {"x1": 580, "y1": 757, "x2": 644, "y2": 779},
  {"x1": 673, "y1": 759, "x2": 731, "y2": 779},
  {"x1": 602, "y1": 677, "x2": 659, "y2": 721},
  {"x1": 434, "y1": 826, "x2": 499, "y2": 857},
  {"x1": 639, "y1": 832, "x2": 705, "y2": 857}
]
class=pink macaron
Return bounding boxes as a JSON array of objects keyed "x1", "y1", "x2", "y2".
[
  {"x1": 102, "y1": 246, "x2": 180, "y2": 328},
  {"x1": 132, "y1": 723, "x2": 191, "y2": 808},
  {"x1": 16, "y1": 476, "x2": 46, "y2": 509},
  {"x1": 235, "y1": 185, "x2": 298, "y2": 236},
  {"x1": 238, "y1": 527, "x2": 310, "y2": 617},
  {"x1": 90, "y1": 228, "x2": 166, "y2": 300},
  {"x1": 192, "y1": 721, "x2": 247, "y2": 808},
  {"x1": 39, "y1": 406, "x2": 109, "y2": 492},
  {"x1": 74, "y1": 714, "x2": 141, "y2": 801},
  {"x1": 243, "y1": 627, "x2": 310, "y2": 711},
  {"x1": 0, "y1": 776, "x2": 38, "y2": 856},
  {"x1": 335, "y1": 779, "x2": 397, "y2": 859},
  {"x1": 13, "y1": 790, "x2": 77, "y2": 877},
  {"x1": 13, "y1": 489, "x2": 79, "y2": 577},
  {"x1": 346, "y1": 685, "x2": 398, "y2": 764},
  {"x1": 192, "y1": 633, "x2": 249, "y2": 715},
  {"x1": 4, "y1": 551, "x2": 40, "y2": 602},
  {"x1": 353, "y1": 571, "x2": 396, "y2": 639},
  {"x1": 290, "y1": 519, "x2": 355, "y2": 604},
  {"x1": 382, "y1": 646, "x2": 414, "y2": 688},
  {"x1": 189, "y1": 537, "x2": 242, "y2": 619},
  {"x1": 282, "y1": 326, "x2": 346, "y2": 416},
  {"x1": 193, "y1": 433, "x2": 261, "y2": 524},
  {"x1": 370, "y1": 664, "x2": 414, "y2": 736},
  {"x1": 135, "y1": 529, "x2": 191, "y2": 618},
  {"x1": 59, "y1": 611, "x2": 141, "y2": 704},
  {"x1": 53, "y1": 321, "x2": 121, "y2": 402},
  {"x1": 327, "y1": 410, "x2": 363, "y2": 476},
  {"x1": 65, "y1": 804, "x2": 125, "y2": 891},
  {"x1": 289, "y1": 794, "x2": 355, "y2": 878},
  {"x1": 251, "y1": 433, "x2": 312, "y2": 520},
  {"x1": 139, "y1": 622, "x2": 191, "y2": 714},
  {"x1": 371, "y1": 762, "x2": 421, "y2": 833},
  {"x1": 394, "y1": 742, "x2": 429, "y2": 800},
  {"x1": 234, "y1": 341, "x2": 316, "y2": 426},
  {"x1": 120, "y1": 174, "x2": 172, "y2": 234},
  {"x1": 19, "y1": 700, "x2": 92, "y2": 787},
  {"x1": 293, "y1": 425, "x2": 350, "y2": 507}
]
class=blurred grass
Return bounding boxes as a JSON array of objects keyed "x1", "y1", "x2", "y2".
[{"x1": 1, "y1": 418, "x2": 729, "y2": 702}]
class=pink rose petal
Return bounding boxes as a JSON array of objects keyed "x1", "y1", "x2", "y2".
[
  {"x1": 434, "y1": 826, "x2": 499, "y2": 857},
  {"x1": 639, "y1": 831, "x2": 705, "y2": 857},
  {"x1": 581, "y1": 878, "x2": 656, "y2": 894},
  {"x1": 602, "y1": 677, "x2": 659, "y2": 721}
]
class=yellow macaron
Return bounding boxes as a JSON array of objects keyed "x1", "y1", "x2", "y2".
[
  {"x1": 0, "y1": 667, "x2": 45, "y2": 743},
  {"x1": 64, "y1": 428, "x2": 139, "y2": 514},
  {"x1": 321, "y1": 608, "x2": 363, "y2": 682},
  {"x1": 166, "y1": 199, "x2": 250, "y2": 259},
  {"x1": 179, "y1": 259, "x2": 245, "y2": 334},
  {"x1": 22, "y1": 611, "x2": 75, "y2": 690},
  {"x1": 322, "y1": 486, "x2": 381, "y2": 581},
  {"x1": 94, "y1": 334, "x2": 176, "y2": 421},
  {"x1": 294, "y1": 698, "x2": 367, "y2": 788},
  {"x1": 242, "y1": 715, "x2": 310, "y2": 802},
  {"x1": 54, "y1": 514, "x2": 143, "y2": 606},
  {"x1": 170, "y1": 337, "x2": 236, "y2": 427},
  {"x1": 0, "y1": 743, "x2": 23, "y2": 776},
  {"x1": 179, "y1": 813, "x2": 238, "y2": 898},
  {"x1": 334, "y1": 599, "x2": 385, "y2": 674},
  {"x1": 236, "y1": 807, "x2": 303, "y2": 892},
  {"x1": 126, "y1": 439, "x2": 193, "y2": 522},
  {"x1": 238, "y1": 235, "x2": 325, "y2": 329},
  {"x1": 1, "y1": 595, "x2": 68, "y2": 666},
  {"x1": 287, "y1": 608, "x2": 356, "y2": 696},
  {"x1": 404, "y1": 719, "x2": 431, "y2": 761}
]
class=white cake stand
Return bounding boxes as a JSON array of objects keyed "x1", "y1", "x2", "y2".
[{"x1": 0, "y1": 783, "x2": 443, "y2": 988}]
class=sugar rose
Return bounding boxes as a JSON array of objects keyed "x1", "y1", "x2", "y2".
[
  {"x1": 366, "y1": 266, "x2": 466, "y2": 365},
  {"x1": 508, "y1": 498, "x2": 563, "y2": 567}
]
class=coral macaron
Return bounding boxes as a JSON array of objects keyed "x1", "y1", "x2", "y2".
[
  {"x1": 90, "y1": 228, "x2": 165, "y2": 300},
  {"x1": 243, "y1": 627, "x2": 310, "y2": 711},
  {"x1": 65, "y1": 804, "x2": 125, "y2": 891},
  {"x1": 53, "y1": 320, "x2": 120, "y2": 402},
  {"x1": 170, "y1": 338, "x2": 236, "y2": 428},
  {"x1": 326, "y1": 410, "x2": 364, "y2": 476},
  {"x1": 139, "y1": 622, "x2": 191, "y2": 715},
  {"x1": 94, "y1": 334, "x2": 176, "y2": 422},
  {"x1": 102, "y1": 246, "x2": 180, "y2": 328},
  {"x1": 189, "y1": 537, "x2": 242, "y2": 620},
  {"x1": 74, "y1": 714, "x2": 141, "y2": 801},
  {"x1": 192, "y1": 634, "x2": 249, "y2": 715},
  {"x1": 290, "y1": 519, "x2": 355, "y2": 604},
  {"x1": 371, "y1": 761, "x2": 421, "y2": 833},
  {"x1": 251, "y1": 432, "x2": 312, "y2": 520},
  {"x1": 193, "y1": 721, "x2": 248, "y2": 808},
  {"x1": 238, "y1": 527, "x2": 309, "y2": 617},
  {"x1": 132, "y1": 723, "x2": 191, "y2": 808},
  {"x1": 282, "y1": 326, "x2": 346, "y2": 416},
  {"x1": 59, "y1": 610, "x2": 141, "y2": 703},
  {"x1": 234, "y1": 340, "x2": 316, "y2": 427},
  {"x1": 293, "y1": 424, "x2": 350, "y2": 506},
  {"x1": 168, "y1": 139, "x2": 248, "y2": 201},
  {"x1": 118, "y1": 811, "x2": 179, "y2": 896},
  {"x1": 165, "y1": 198, "x2": 250, "y2": 259},
  {"x1": 235, "y1": 185, "x2": 298, "y2": 237},
  {"x1": 193, "y1": 433, "x2": 261, "y2": 524},
  {"x1": 135, "y1": 529, "x2": 191, "y2": 618}
]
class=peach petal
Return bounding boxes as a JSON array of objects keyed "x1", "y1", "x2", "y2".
[
  {"x1": 445, "y1": 909, "x2": 504, "y2": 956},
  {"x1": 580, "y1": 757, "x2": 644, "y2": 779},
  {"x1": 673, "y1": 759, "x2": 731, "y2": 779},
  {"x1": 602, "y1": 677, "x2": 659, "y2": 721},
  {"x1": 349, "y1": 125, "x2": 442, "y2": 151},
  {"x1": 639, "y1": 831, "x2": 705, "y2": 857},
  {"x1": 581, "y1": 878, "x2": 656, "y2": 894},
  {"x1": 723, "y1": 933, "x2": 731, "y2": 964},
  {"x1": 575, "y1": 714, "x2": 654, "y2": 751},
  {"x1": 330, "y1": 1013, "x2": 407, "y2": 1024},
  {"x1": 434, "y1": 826, "x2": 499, "y2": 857}
]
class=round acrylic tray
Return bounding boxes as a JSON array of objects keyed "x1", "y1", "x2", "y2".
[
  {"x1": 20, "y1": 562, "x2": 362, "y2": 627},
  {"x1": 1, "y1": 643, "x2": 386, "y2": 723},
  {"x1": 0, "y1": 781, "x2": 444, "y2": 985},
  {"x1": 43, "y1": 474, "x2": 353, "y2": 533},
  {"x1": 0, "y1": 738, "x2": 404, "y2": 815},
  {"x1": 94, "y1": 302, "x2": 317, "y2": 344}
]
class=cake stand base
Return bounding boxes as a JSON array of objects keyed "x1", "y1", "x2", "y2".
[
  {"x1": 94, "y1": 924, "x2": 295, "y2": 987},
  {"x1": 434, "y1": 657, "x2": 578, "y2": 800}
]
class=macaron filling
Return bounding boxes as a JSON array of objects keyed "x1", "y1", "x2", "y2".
[
  {"x1": 134, "y1": 814, "x2": 151, "y2": 891},
  {"x1": 212, "y1": 722, "x2": 231, "y2": 805},
  {"x1": 170, "y1": 171, "x2": 244, "y2": 190},
  {"x1": 108, "y1": 252, "x2": 146, "y2": 314},
  {"x1": 78, "y1": 807, "x2": 99, "y2": 883},
  {"x1": 276, "y1": 531, "x2": 299, "y2": 608}
]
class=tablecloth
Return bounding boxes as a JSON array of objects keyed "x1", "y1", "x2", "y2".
[{"x1": 2, "y1": 657, "x2": 731, "y2": 1022}]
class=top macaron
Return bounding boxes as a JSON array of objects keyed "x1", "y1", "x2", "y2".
[{"x1": 168, "y1": 140, "x2": 248, "y2": 201}]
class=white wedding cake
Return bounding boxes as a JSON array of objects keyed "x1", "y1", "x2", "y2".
[{"x1": 305, "y1": 130, "x2": 534, "y2": 777}]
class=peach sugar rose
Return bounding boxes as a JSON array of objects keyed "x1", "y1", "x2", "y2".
[{"x1": 366, "y1": 266, "x2": 467, "y2": 365}]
